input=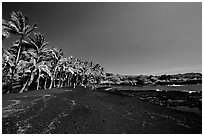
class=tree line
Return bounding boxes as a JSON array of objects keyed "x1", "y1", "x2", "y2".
[
  {"x1": 2, "y1": 11, "x2": 106, "y2": 94},
  {"x1": 104, "y1": 72, "x2": 202, "y2": 85}
]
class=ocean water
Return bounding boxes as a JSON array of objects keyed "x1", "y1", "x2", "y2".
[{"x1": 110, "y1": 84, "x2": 202, "y2": 92}]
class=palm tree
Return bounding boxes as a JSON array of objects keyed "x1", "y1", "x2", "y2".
[
  {"x1": 28, "y1": 32, "x2": 49, "y2": 62},
  {"x1": 18, "y1": 43, "x2": 54, "y2": 92},
  {"x1": 63, "y1": 56, "x2": 75, "y2": 86},
  {"x1": 2, "y1": 11, "x2": 107, "y2": 93},
  {"x1": 3, "y1": 11, "x2": 37, "y2": 64},
  {"x1": 5, "y1": 40, "x2": 38, "y2": 93},
  {"x1": 48, "y1": 47, "x2": 64, "y2": 89},
  {"x1": 56, "y1": 57, "x2": 68, "y2": 87},
  {"x1": 3, "y1": 11, "x2": 37, "y2": 92},
  {"x1": 2, "y1": 48, "x2": 15, "y2": 70},
  {"x1": 35, "y1": 61, "x2": 52, "y2": 90},
  {"x1": 16, "y1": 59, "x2": 33, "y2": 93},
  {"x1": 93, "y1": 64, "x2": 106, "y2": 84},
  {"x1": 25, "y1": 32, "x2": 51, "y2": 90},
  {"x1": 16, "y1": 56, "x2": 52, "y2": 93},
  {"x1": 2, "y1": 48, "x2": 15, "y2": 93},
  {"x1": 7, "y1": 36, "x2": 49, "y2": 93}
]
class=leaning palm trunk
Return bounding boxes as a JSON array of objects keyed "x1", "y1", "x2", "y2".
[
  {"x1": 19, "y1": 77, "x2": 29, "y2": 93},
  {"x1": 19, "y1": 71, "x2": 32, "y2": 93},
  {"x1": 49, "y1": 66, "x2": 58, "y2": 89},
  {"x1": 19, "y1": 69, "x2": 26, "y2": 93},
  {"x1": 60, "y1": 76, "x2": 66, "y2": 87},
  {"x1": 24, "y1": 71, "x2": 35, "y2": 92},
  {"x1": 9, "y1": 37, "x2": 23, "y2": 93}
]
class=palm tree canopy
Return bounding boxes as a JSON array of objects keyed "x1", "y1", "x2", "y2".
[
  {"x1": 2, "y1": 19, "x2": 10, "y2": 39},
  {"x1": 2, "y1": 48, "x2": 15, "y2": 67},
  {"x1": 28, "y1": 32, "x2": 49, "y2": 53},
  {"x1": 3, "y1": 11, "x2": 37, "y2": 37}
]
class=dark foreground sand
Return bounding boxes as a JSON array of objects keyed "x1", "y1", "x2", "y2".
[{"x1": 2, "y1": 86, "x2": 202, "y2": 134}]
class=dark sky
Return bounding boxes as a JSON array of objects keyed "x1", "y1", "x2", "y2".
[{"x1": 2, "y1": 2, "x2": 202, "y2": 75}]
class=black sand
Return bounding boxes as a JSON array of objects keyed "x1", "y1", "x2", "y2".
[{"x1": 2, "y1": 86, "x2": 202, "y2": 134}]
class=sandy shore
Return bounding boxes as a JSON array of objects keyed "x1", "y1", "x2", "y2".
[{"x1": 2, "y1": 86, "x2": 202, "y2": 134}]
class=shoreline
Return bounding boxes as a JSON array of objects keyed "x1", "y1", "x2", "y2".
[{"x1": 95, "y1": 86, "x2": 202, "y2": 115}]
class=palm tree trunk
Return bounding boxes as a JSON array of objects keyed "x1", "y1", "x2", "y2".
[
  {"x1": 9, "y1": 67, "x2": 15, "y2": 93},
  {"x1": 49, "y1": 66, "x2": 58, "y2": 89},
  {"x1": 57, "y1": 72, "x2": 60, "y2": 88},
  {"x1": 59, "y1": 71, "x2": 62, "y2": 88},
  {"x1": 36, "y1": 75, "x2": 40, "y2": 90},
  {"x1": 54, "y1": 78, "x2": 57, "y2": 88},
  {"x1": 49, "y1": 76, "x2": 54, "y2": 89},
  {"x1": 61, "y1": 76, "x2": 65, "y2": 87},
  {"x1": 19, "y1": 78, "x2": 29, "y2": 93},
  {"x1": 44, "y1": 76, "x2": 47, "y2": 89},
  {"x1": 68, "y1": 73, "x2": 73, "y2": 86},
  {"x1": 24, "y1": 71, "x2": 35, "y2": 92},
  {"x1": 64, "y1": 75, "x2": 67, "y2": 86},
  {"x1": 16, "y1": 36, "x2": 23, "y2": 64},
  {"x1": 67, "y1": 73, "x2": 70, "y2": 86},
  {"x1": 9, "y1": 36, "x2": 23, "y2": 93}
]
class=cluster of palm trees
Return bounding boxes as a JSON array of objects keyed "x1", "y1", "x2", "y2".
[{"x1": 2, "y1": 11, "x2": 106, "y2": 94}]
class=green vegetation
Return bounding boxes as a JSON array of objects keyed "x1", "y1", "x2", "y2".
[
  {"x1": 103, "y1": 72, "x2": 202, "y2": 85},
  {"x1": 2, "y1": 11, "x2": 105, "y2": 93}
]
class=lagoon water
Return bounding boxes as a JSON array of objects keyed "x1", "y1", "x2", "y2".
[{"x1": 110, "y1": 84, "x2": 202, "y2": 92}]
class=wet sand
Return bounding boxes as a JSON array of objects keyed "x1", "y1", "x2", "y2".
[{"x1": 2, "y1": 86, "x2": 202, "y2": 134}]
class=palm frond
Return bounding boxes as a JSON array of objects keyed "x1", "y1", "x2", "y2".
[
  {"x1": 6, "y1": 11, "x2": 37, "y2": 37},
  {"x1": 2, "y1": 19, "x2": 10, "y2": 38},
  {"x1": 25, "y1": 23, "x2": 37, "y2": 36},
  {"x1": 7, "y1": 21, "x2": 20, "y2": 35},
  {"x1": 10, "y1": 11, "x2": 21, "y2": 31}
]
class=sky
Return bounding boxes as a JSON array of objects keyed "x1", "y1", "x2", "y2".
[{"x1": 2, "y1": 2, "x2": 202, "y2": 75}]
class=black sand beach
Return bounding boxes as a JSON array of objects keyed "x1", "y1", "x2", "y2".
[{"x1": 2, "y1": 86, "x2": 202, "y2": 134}]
